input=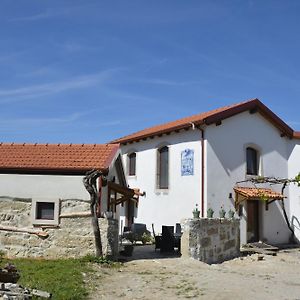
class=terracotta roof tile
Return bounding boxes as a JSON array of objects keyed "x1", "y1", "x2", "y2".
[
  {"x1": 111, "y1": 98, "x2": 295, "y2": 144},
  {"x1": 234, "y1": 187, "x2": 284, "y2": 200},
  {"x1": 293, "y1": 131, "x2": 300, "y2": 139},
  {"x1": 0, "y1": 143, "x2": 119, "y2": 174}
]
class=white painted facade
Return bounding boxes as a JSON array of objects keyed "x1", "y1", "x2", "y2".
[
  {"x1": 121, "y1": 129, "x2": 202, "y2": 233},
  {"x1": 205, "y1": 111, "x2": 290, "y2": 245},
  {"x1": 120, "y1": 110, "x2": 300, "y2": 245},
  {"x1": 288, "y1": 142, "x2": 300, "y2": 241}
]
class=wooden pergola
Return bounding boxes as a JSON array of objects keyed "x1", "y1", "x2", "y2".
[{"x1": 107, "y1": 181, "x2": 143, "y2": 212}]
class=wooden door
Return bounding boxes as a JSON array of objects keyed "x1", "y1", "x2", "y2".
[{"x1": 247, "y1": 200, "x2": 259, "y2": 243}]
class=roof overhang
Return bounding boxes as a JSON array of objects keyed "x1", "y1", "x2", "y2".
[
  {"x1": 112, "y1": 98, "x2": 296, "y2": 145},
  {"x1": 293, "y1": 131, "x2": 300, "y2": 139},
  {"x1": 234, "y1": 186, "x2": 284, "y2": 209},
  {"x1": 0, "y1": 167, "x2": 109, "y2": 176}
]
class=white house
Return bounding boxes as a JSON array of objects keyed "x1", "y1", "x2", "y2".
[
  {"x1": 112, "y1": 98, "x2": 300, "y2": 246},
  {"x1": 0, "y1": 143, "x2": 140, "y2": 257}
]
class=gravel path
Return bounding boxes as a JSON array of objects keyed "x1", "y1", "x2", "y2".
[{"x1": 87, "y1": 245, "x2": 300, "y2": 300}]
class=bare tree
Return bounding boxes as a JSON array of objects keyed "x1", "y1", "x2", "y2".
[{"x1": 83, "y1": 169, "x2": 104, "y2": 257}]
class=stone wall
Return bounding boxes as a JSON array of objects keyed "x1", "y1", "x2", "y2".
[
  {"x1": 0, "y1": 197, "x2": 119, "y2": 259},
  {"x1": 181, "y1": 218, "x2": 240, "y2": 264}
]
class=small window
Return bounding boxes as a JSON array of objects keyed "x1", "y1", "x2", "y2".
[
  {"x1": 128, "y1": 153, "x2": 136, "y2": 176},
  {"x1": 246, "y1": 147, "x2": 258, "y2": 175},
  {"x1": 157, "y1": 146, "x2": 169, "y2": 189},
  {"x1": 31, "y1": 199, "x2": 60, "y2": 225},
  {"x1": 36, "y1": 202, "x2": 55, "y2": 220}
]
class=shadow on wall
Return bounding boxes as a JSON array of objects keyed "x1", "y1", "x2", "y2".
[
  {"x1": 262, "y1": 201, "x2": 291, "y2": 244},
  {"x1": 291, "y1": 215, "x2": 300, "y2": 244}
]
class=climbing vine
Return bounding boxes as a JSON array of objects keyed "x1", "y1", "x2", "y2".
[{"x1": 236, "y1": 172, "x2": 300, "y2": 242}]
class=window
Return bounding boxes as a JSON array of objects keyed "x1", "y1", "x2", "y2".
[
  {"x1": 246, "y1": 147, "x2": 258, "y2": 175},
  {"x1": 31, "y1": 199, "x2": 60, "y2": 225},
  {"x1": 128, "y1": 152, "x2": 136, "y2": 176},
  {"x1": 36, "y1": 202, "x2": 55, "y2": 220},
  {"x1": 157, "y1": 146, "x2": 169, "y2": 189}
]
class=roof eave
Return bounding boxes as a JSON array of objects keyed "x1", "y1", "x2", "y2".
[
  {"x1": 115, "y1": 122, "x2": 201, "y2": 145},
  {"x1": 293, "y1": 132, "x2": 300, "y2": 139},
  {"x1": 0, "y1": 167, "x2": 109, "y2": 176}
]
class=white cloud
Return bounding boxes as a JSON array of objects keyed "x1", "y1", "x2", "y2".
[
  {"x1": 10, "y1": 11, "x2": 63, "y2": 22},
  {"x1": 0, "y1": 69, "x2": 118, "y2": 103},
  {"x1": 0, "y1": 112, "x2": 86, "y2": 128},
  {"x1": 135, "y1": 78, "x2": 204, "y2": 86}
]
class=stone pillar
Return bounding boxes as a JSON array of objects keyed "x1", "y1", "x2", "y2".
[{"x1": 181, "y1": 218, "x2": 240, "y2": 264}]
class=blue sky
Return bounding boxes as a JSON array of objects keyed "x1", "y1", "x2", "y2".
[{"x1": 1, "y1": 0, "x2": 300, "y2": 143}]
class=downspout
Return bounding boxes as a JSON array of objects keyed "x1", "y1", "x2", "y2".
[
  {"x1": 190, "y1": 122, "x2": 205, "y2": 217},
  {"x1": 200, "y1": 128, "x2": 205, "y2": 218}
]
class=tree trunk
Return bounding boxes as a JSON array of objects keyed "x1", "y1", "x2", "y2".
[
  {"x1": 83, "y1": 170, "x2": 103, "y2": 257},
  {"x1": 281, "y1": 182, "x2": 295, "y2": 242}
]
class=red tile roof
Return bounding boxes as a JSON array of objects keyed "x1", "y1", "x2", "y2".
[
  {"x1": 293, "y1": 131, "x2": 300, "y2": 139},
  {"x1": 234, "y1": 187, "x2": 284, "y2": 200},
  {"x1": 0, "y1": 143, "x2": 119, "y2": 174},
  {"x1": 111, "y1": 98, "x2": 295, "y2": 144}
]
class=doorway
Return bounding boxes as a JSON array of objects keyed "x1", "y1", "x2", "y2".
[{"x1": 247, "y1": 200, "x2": 259, "y2": 243}]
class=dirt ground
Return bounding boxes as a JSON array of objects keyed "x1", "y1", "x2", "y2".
[{"x1": 87, "y1": 245, "x2": 300, "y2": 300}]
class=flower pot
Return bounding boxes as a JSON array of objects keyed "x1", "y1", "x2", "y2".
[
  {"x1": 207, "y1": 209, "x2": 214, "y2": 218},
  {"x1": 123, "y1": 245, "x2": 134, "y2": 256},
  {"x1": 228, "y1": 210, "x2": 235, "y2": 219},
  {"x1": 219, "y1": 210, "x2": 226, "y2": 218},
  {"x1": 193, "y1": 210, "x2": 200, "y2": 219}
]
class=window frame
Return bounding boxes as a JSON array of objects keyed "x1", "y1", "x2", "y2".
[
  {"x1": 246, "y1": 146, "x2": 259, "y2": 176},
  {"x1": 157, "y1": 145, "x2": 169, "y2": 190},
  {"x1": 31, "y1": 198, "x2": 60, "y2": 226},
  {"x1": 128, "y1": 152, "x2": 137, "y2": 176}
]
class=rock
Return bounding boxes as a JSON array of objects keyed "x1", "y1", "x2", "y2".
[{"x1": 257, "y1": 254, "x2": 264, "y2": 261}]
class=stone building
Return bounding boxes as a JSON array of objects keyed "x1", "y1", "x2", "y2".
[{"x1": 0, "y1": 143, "x2": 140, "y2": 258}]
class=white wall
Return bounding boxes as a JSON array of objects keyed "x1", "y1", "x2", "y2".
[
  {"x1": 120, "y1": 129, "x2": 202, "y2": 233},
  {"x1": 0, "y1": 174, "x2": 89, "y2": 201},
  {"x1": 288, "y1": 141, "x2": 300, "y2": 242},
  {"x1": 206, "y1": 111, "x2": 291, "y2": 245}
]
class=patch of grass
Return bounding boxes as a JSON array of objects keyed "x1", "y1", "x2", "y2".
[
  {"x1": 1, "y1": 255, "x2": 118, "y2": 300},
  {"x1": 80, "y1": 255, "x2": 122, "y2": 268},
  {"x1": 4, "y1": 258, "x2": 89, "y2": 300}
]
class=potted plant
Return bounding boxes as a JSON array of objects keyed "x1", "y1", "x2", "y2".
[
  {"x1": 219, "y1": 207, "x2": 226, "y2": 218},
  {"x1": 207, "y1": 208, "x2": 214, "y2": 218},
  {"x1": 193, "y1": 204, "x2": 200, "y2": 219},
  {"x1": 228, "y1": 209, "x2": 235, "y2": 219}
]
